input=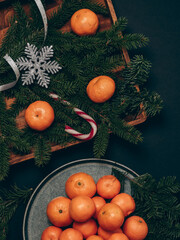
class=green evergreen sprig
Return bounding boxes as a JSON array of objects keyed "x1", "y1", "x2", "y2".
[
  {"x1": 93, "y1": 122, "x2": 110, "y2": 158},
  {"x1": 0, "y1": 185, "x2": 33, "y2": 240},
  {"x1": 112, "y1": 169, "x2": 180, "y2": 240}
]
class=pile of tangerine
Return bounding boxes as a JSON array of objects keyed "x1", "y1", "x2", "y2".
[{"x1": 41, "y1": 172, "x2": 148, "y2": 240}]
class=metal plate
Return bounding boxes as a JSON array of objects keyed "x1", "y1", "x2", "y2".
[{"x1": 23, "y1": 158, "x2": 138, "y2": 240}]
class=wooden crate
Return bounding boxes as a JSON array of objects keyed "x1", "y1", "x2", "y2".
[{"x1": 0, "y1": 0, "x2": 147, "y2": 165}]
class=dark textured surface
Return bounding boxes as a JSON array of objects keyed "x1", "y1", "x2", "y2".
[
  {"x1": 1, "y1": 1, "x2": 180, "y2": 239},
  {"x1": 110, "y1": 0, "x2": 180, "y2": 180}
]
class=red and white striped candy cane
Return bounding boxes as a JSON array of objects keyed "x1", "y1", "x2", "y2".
[{"x1": 49, "y1": 93, "x2": 97, "y2": 140}]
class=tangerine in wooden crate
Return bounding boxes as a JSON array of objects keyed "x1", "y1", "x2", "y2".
[
  {"x1": 86, "y1": 75, "x2": 116, "y2": 103},
  {"x1": 70, "y1": 9, "x2": 99, "y2": 36},
  {"x1": 25, "y1": 101, "x2": 55, "y2": 131}
]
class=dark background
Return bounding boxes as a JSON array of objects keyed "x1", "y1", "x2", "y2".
[{"x1": 1, "y1": 0, "x2": 180, "y2": 239}]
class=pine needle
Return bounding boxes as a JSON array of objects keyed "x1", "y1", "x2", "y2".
[
  {"x1": 0, "y1": 185, "x2": 33, "y2": 240},
  {"x1": 112, "y1": 169, "x2": 180, "y2": 240}
]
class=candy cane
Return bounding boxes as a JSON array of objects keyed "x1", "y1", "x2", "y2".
[{"x1": 49, "y1": 93, "x2": 97, "y2": 140}]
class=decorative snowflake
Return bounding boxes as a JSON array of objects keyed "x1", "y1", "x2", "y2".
[{"x1": 16, "y1": 43, "x2": 62, "y2": 88}]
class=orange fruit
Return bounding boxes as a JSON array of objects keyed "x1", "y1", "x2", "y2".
[
  {"x1": 87, "y1": 235, "x2": 104, "y2": 240},
  {"x1": 97, "y1": 203, "x2": 124, "y2": 231},
  {"x1": 25, "y1": 101, "x2": 54, "y2": 131},
  {"x1": 59, "y1": 228, "x2": 83, "y2": 240},
  {"x1": 92, "y1": 196, "x2": 106, "y2": 219},
  {"x1": 98, "y1": 226, "x2": 123, "y2": 240},
  {"x1": 70, "y1": 9, "x2": 99, "y2": 36},
  {"x1": 41, "y1": 226, "x2": 62, "y2": 240},
  {"x1": 86, "y1": 76, "x2": 115, "y2": 103},
  {"x1": 96, "y1": 175, "x2": 121, "y2": 199},
  {"x1": 73, "y1": 218, "x2": 98, "y2": 239},
  {"x1": 65, "y1": 172, "x2": 96, "y2": 199},
  {"x1": 69, "y1": 195, "x2": 96, "y2": 222},
  {"x1": 123, "y1": 216, "x2": 148, "y2": 240},
  {"x1": 111, "y1": 193, "x2": 135, "y2": 217},
  {"x1": 46, "y1": 196, "x2": 73, "y2": 227},
  {"x1": 108, "y1": 233, "x2": 129, "y2": 240}
]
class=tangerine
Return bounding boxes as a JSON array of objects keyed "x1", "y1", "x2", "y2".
[
  {"x1": 97, "y1": 226, "x2": 123, "y2": 240},
  {"x1": 73, "y1": 218, "x2": 98, "y2": 239},
  {"x1": 97, "y1": 203, "x2": 124, "y2": 231},
  {"x1": 87, "y1": 235, "x2": 104, "y2": 240},
  {"x1": 59, "y1": 228, "x2": 83, "y2": 240},
  {"x1": 92, "y1": 196, "x2": 106, "y2": 219},
  {"x1": 69, "y1": 195, "x2": 96, "y2": 222},
  {"x1": 111, "y1": 193, "x2": 135, "y2": 217},
  {"x1": 25, "y1": 101, "x2": 54, "y2": 131},
  {"x1": 86, "y1": 76, "x2": 115, "y2": 103},
  {"x1": 46, "y1": 196, "x2": 73, "y2": 227},
  {"x1": 123, "y1": 216, "x2": 148, "y2": 240},
  {"x1": 65, "y1": 172, "x2": 96, "y2": 199},
  {"x1": 96, "y1": 175, "x2": 121, "y2": 199},
  {"x1": 41, "y1": 226, "x2": 62, "y2": 240},
  {"x1": 108, "y1": 233, "x2": 129, "y2": 240},
  {"x1": 70, "y1": 9, "x2": 99, "y2": 36}
]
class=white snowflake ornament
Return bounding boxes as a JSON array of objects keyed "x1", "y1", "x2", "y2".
[{"x1": 16, "y1": 43, "x2": 62, "y2": 88}]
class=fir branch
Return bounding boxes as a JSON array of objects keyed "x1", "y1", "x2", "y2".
[
  {"x1": 29, "y1": 0, "x2": 46, "y2": 31},
  {"x1": 0, "y1": 185, "x2": 33, "y2": 240},
  {"x1": 132, "y1": 175, "x2": 180, "y2": 240},
  {"x1": 0, "y1": 3, "x2": 31, "y2": 56},
  {"x1": 112, "y1": 16, "x2": 128, "y2": 32},
  {"x1": 0, "y1": 93, "x2": 31, "y2": 163},
  {"x1": 93, "y1": 123, "x2": 109, "y2": 158},
  {"x1": 123, "y1": 55, "x2": 152, "y2": 85},
  {"x1": 0, "y1": 137, "x2": 10, "y2": 181},
  {"x1": 141, "y1": 90, "x2": 163, "y2": 117},
  {"x1": 0, "y1": 28, "x2": 44, "y2": 62},
  {"x1": 6, "y1": 133, "x2": 31, "y2": 155},
  {"x1": 80, "y1": 0, "x2": 109, "y2": 16},
  {"x1": 122, "y1": 33, "x2": 149, "y2": 50},
  {"x1": 112, "y1": 170, "x2": 180, "y2": 240},
  {"x1": 34, "y1": 137, "x2": 51, "y2": 167},
  {"x1": 157, "y1": 176, "x2": 180, "y2": 194},
  {"x1": 43, "y1": 123, "x2": 66, "y2": 145},
  {"x1": 110, "y1": 117, "x2": 143, "y2": 144},
  {"x1": 12, "y1": 1, "x2": 30, "y2": 24}
]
